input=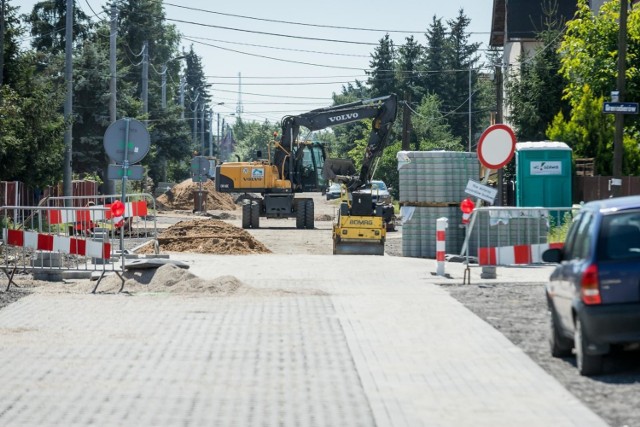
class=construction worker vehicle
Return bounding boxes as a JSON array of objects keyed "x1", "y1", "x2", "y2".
[{"x1": 214, "y1": 94, "x2": 398, "y2": 254}]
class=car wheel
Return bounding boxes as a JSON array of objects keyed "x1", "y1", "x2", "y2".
[
  {"x1": 575, "y1": 317, "x2": 603, "y2": 376},
  {"x1": 549, "y1": 308, "x2": 572, "y2": 357}
]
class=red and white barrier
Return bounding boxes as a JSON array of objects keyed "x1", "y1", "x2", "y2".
[
  {"x1": 478, "y1": 242, "x2": 563, "y2": 266},
  {"x1": 47, "y1": 200, "x2": 147, "y2": 225},
  {"x1": 436, "y1": 217, "x2": 448, "y2": 276},
  {"x1": 3, "y1": 229, "x2": 111, "y2": 259}
]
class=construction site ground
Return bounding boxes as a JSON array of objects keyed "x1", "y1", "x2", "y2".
[{"x1": 0, "y1": 185, "x2": 638, "y2": 426}]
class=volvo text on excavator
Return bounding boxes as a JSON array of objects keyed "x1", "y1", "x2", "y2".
[{"x1": 214, "y1": 95, "x2": 398, "y2": 241}]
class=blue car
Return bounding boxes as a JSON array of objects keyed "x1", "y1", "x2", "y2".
[{"x1": 543, "y1": 195, "x2": 640, "y2": 375}]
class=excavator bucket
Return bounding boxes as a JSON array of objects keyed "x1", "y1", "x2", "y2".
[
  {"x1": 322, "y1": 158, "x2": 356, "y2": 181},
  {"x1": 333, "y1": 239, "x2": 385, "y2": 255}
]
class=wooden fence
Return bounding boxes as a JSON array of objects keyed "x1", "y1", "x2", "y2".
[{"x1": 573, "y1": 176, "x2": 640, "y2": 203}]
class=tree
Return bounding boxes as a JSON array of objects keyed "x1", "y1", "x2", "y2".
[
  {"x1": 423, "y1": 16, "x2": 449, "y2": 100},
  {"x1": 443, "y1": 9, "x2": 482, "y2": 146},
  {"x1": 231, "y1": 119, "x2": 279, "y2": 162},
  {"x1": 3, "y1": 0, "x2": 24, "y2": 87},
  {"x1": 506, "y1": 24, "x2": 568, "y2": 140},
  {"x1": 397, "y1": 35, "x2": 423, "y2": 151},
  {"x1": 555, "y1": 0, "x2": 640, "y2": 174},
  {"x1": 0, "y1": 56, "x2": 66, "y2": 188},
  {"x1": 330, "y1": 83, "x2": 371, "y2": 159},
  {"x1": 546, "y1": 84, "x2": 640, "y2": 175},
  {"x1": 367, "y1": 34, "x2": 397, "y2": 98},
  {"x1": 25, "y1": 0, "x2": 93, "y2": 54},
  {"x1": 412, "y1": 94, "x2": 462, "y2": 151}
]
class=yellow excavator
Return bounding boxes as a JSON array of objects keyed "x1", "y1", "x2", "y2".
[{"x1": 214, "y1": 94, "x2": 398, "y2": 254}]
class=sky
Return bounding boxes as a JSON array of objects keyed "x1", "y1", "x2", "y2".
[{"x1": 17, "y1": 0, "x2": 493, "y2": 126}]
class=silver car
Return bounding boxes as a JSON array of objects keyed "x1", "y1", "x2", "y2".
[{"x1": 362, "y1": 180, "x2": 392, "y2": 205}]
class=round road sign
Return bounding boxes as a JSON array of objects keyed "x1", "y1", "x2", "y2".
[
  {"x1": 103, "y1": 118, "x2": 151, "y2": 164},
  {"x1": 476, "y1": 124, "x2": 516, "y2": 170}
]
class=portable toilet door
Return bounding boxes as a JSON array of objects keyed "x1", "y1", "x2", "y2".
[{"x1": 515, "y1": 141, "x2": 573, "y2": 208}]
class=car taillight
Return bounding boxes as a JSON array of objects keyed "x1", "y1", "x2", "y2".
[{"x1": 581, "y1": 264, "x2": 602, "y2": 305}]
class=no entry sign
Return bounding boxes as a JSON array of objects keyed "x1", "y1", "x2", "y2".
[{"x1": 477, "y1": 124, "x2": 516, "y2": 170}]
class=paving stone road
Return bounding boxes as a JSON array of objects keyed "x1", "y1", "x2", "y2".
[{"x1": 0, "y1": 254, "x2": 608, "y2": 427}]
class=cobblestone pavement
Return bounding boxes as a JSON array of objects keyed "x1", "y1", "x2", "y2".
[{"x1": 0, "y1": 254, "x2": 608, "y2": 426}]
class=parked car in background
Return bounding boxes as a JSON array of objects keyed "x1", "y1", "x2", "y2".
[
  {"x1": 325, "y1": 182, "x2": 342, "y2": 200},
  {"x1": 360, "y1": 180, "x2": 392, "y2": 205},
  {"x1": 542, "y1": 195, "x2": 640, "y2": 376}
]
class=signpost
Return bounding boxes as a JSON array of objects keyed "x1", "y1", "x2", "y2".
[
  {"x1": 460, "y1": 124, "x2": 517, "y2": 264},
  {"x1": 103, "y1": 118, "x2": 150, "y2": 271},
  {"x1": 190, "y1": 156, "x2": 210, "y2": 212},
  {"x1": 477, "y1": 124, "x2": 517, "y2": 171},
  {"x1": 603, "y1": 102, "x2": 639, "y2": 114},
  {"x1": 465, "y1": 180, "x2": 498, "y2": 204}
]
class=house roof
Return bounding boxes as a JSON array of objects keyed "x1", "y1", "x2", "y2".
[
  {"x1": 490, "y1": 0, "x2": 506, "y2": 47},
  {"x1": 491, "y1": 0, "x2": 579, "y2": 47}
]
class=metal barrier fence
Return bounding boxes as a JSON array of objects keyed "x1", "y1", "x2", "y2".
[
  {"x1": 0, "y1": 193, "x2": 158, "y2": 290},
  {"x1": 462, "y1": 206, "x2": 577, "y2": 266}
]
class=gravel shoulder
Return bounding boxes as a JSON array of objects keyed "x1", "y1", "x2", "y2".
[{"x1": 438, "y1": 281, "x2": 640, "y2": 427}]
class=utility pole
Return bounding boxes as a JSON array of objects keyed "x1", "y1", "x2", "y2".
[
  {"x1": 141, "y1": 40, "x2": 148, "y2": 121},
  {"x1": 161, "y1": 64, "x2": 167, "y2": 109},
  {"x1": 217, "y1": 113, "x2": 221, "y2": 158},
  {"x1": 495, "y1": 65, "x2": 504, "y2": 206},
  {"x1": 468, "y1": 65, "x2": 472, "y2": 152},
  {"x1": 192, "y1": 91, "x2": 199, "y2": 150},
  {"x1": 401, "y1": 95, "x2": 411, "y2": 151},
  {"x1": 107, "y1": 3, "x2": 118, "y2": 195},
  {"x1": 63, "y1": 0, "x2": 74, "y2": 203},
  {"x1": 208, "y1": 109, "x2": 213, "y2": 157},
  {"x1": 613, "y1": 0, "x2": 628, "y2": 197},
  {"x1": 200, "y1": 103, "x2": 206, "y2": 155},
  {"x1": 0, "y1": 0, "x2": 5, "y2": 88},
  {"x1": 180, "y1": 75, "x2": 186, "y2": 120}
]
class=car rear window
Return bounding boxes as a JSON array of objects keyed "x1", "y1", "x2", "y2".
[{"x1": 598, "y1": 211, "x2": 640, "y2": 261}]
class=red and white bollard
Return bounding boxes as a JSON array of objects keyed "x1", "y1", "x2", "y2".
[{"x1": 436, "y1": 217, "x2": 448, "y2": 276}]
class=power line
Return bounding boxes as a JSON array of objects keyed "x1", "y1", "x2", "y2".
[
  {"x1": 184, "y1": 37, "x2": 369, "y2": 70},
  {"x1": 184, "y1": 35, "x2": 369, "y2": 58},
  {"x1": 212, "y1": 87, "x2": 333, "y2": 100},
  {"x1": 165, "y1": 3, "x2": 492, "y2": 36},
  {"x1": 172, "y1": 19, "x2": 379, "y2": 46}
]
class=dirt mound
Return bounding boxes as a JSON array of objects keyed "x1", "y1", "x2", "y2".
[
  {"x1": 156, "y1": 178, "x2": 236, "y2": 211},
  {"x1": 91, "y1": 264, "x2": 328, "y2": 297},
  {"x1": 140, "y1": 218, "x2": 271, "y2": 254},
  {"x1": 315, "y1": 214, "x2": 333, "y2": 221},
  {"x1": 96, "y1": 264, "x2": 249, "y2": 295}
]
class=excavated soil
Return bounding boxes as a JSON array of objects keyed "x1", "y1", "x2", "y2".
[
  {"x1": 140, "y1": 218, "x2": 271, "y2": 255},
  {"x1": 156, "y1": 178, "x2": 236, "y2": 211}
]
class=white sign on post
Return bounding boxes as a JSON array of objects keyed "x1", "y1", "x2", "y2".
[{"x1": 465, "y1": 179, "x2": 498, "y2": 204}]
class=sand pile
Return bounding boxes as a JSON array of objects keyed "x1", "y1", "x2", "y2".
[
  {"x1": 140, "y1": 218, "x2": 271, "y2": 254},
  {"x1": 90, "y1": 264, "x2": 328, "y2": 296},
  {"x1": 156, "y1": 178, "x2": 236, "y2": 211},
  {"x1": 96, "y1": 263, "x2": 251, "y2": 295}
]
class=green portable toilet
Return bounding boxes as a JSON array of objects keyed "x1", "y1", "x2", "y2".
[{"x1": 515, "y1": 141, "x2": 572, "y2": 208}]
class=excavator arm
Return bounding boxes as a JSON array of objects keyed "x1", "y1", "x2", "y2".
[{"x1": 274, "y1": 94, "x2": 398, "y2": 190}]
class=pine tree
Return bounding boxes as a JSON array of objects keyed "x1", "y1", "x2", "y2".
[
  {"x1": 423, "y1": 16, "x2": 448, "y2": 100},
  {"x1": 25, "y1": 0, "x2": 92, "y2": 54},
  {"x1": 444, "y1": 9, "x2": 481, "y2": 147},
  {"x1": 367, "y1": 34, "x2": 396, "y2": 97}
]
